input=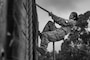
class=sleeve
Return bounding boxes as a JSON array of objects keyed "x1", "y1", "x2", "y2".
[
  {"x1": 51, "y1": 14, "x2": 69, "y2": 26},
  {"x1": 67, "y1": 20, "x2": 76, "y2": 27}
]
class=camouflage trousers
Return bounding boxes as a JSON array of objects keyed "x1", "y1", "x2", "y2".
[{"x1": 40, "y1": 21, "x2": 69, "y2": 52}]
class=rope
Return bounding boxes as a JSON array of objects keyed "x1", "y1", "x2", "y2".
[{"x1": 27, "y1": 0, "x2": 33, "y2": 60}]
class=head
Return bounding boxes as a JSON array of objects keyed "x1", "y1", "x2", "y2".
[
  {"x1": 69, "y1": 12, "x2": 79, "y2": 30},
  {"x1": 69, "y1": 12, "x2": 78, "y2": 21}
]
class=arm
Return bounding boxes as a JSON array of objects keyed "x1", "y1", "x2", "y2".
[{"x1": 50, "y1": 13, "x2": 69, "y2": 26}]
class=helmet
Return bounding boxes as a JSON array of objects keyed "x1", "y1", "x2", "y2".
[{"x1": 69, "y1": 12, "x2": 78, "y2": 21}]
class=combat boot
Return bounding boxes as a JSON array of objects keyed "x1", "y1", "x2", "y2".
[{"x1": 36, "y1": 46, "x2": 51, "y2": 57}]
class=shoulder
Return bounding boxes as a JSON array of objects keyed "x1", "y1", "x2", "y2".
[{"x1": 68, "y1": 19, "x2": 76, "y2": 25}]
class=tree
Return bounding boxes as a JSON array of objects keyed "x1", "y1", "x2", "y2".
[{"x1": 59, "y1": 11, "x2": 90, "y2": 60}]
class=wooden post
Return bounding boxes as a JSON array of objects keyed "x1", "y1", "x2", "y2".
[
  {"x1": 53, "y1": 42, "x2": 55, "y2": 60},
  {"x1": 0, "y1": 0, "x2": 7, "y2": 59},
  {"x1": 32, "y1": 0, "x2": 39, "y2": 60},
  {"x1": 11, "y1": 0, "x2": 38, "y2": 60}
]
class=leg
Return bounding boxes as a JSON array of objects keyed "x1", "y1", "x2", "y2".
[
  {"x1": 37, "y1": 35, "x2": 50, "y2": 56},
  {"x1": 38, "y1": 21, "x2": 56, "y2": 53},
  {"x1": 42, "y1": 28, "x2": 66, "y2": 42},
  {"x1": 40, "y1": 35, "x2": 49, "y2": 52},
  {"x1": 42, "y1": 21, "x2": 57, "y2": 32},
  {"x1": 37, "y1": 28, "x2": 66, "y2": 56},
  {"x1": 38, "y1": 21, "x2": 56, "y2": 39},
  {"x1": 37, "y1": 21, "x2": 56, "y2": 56}
]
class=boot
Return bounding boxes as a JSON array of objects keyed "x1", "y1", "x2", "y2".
[
  {"x1": 36, "y1": 46, "x2": 51, "y2": 57},
  {"x1": 38, "y1": 31, "x2": 42, "y2": 36},
  {"x1": 36, "y1": 46, "x2": 46, "y2": 56},
  {"x1": 38, "y1": 31, "x2": 42, "y2": 39}
]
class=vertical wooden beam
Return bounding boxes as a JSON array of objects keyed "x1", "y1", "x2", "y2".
[
  {"x1": 32, "y1": 0, "x2": 38, "y2": 60},
  {"x1": 0, "y1": 0, "x2": 7, "y2": 59},
  {"x1": 11, "y1": 0, "x2": 28, "y2": 60},
  {"x1": 11, "y1": 0, "x2": 38, "y2": 60}
]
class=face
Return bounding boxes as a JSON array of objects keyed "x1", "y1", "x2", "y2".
[{"x1": 69, "y1": 13, "x2": 77, "y2": 20}]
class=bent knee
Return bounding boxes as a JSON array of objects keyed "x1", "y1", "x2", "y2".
[{"x1": 47, "y1": 21, "x2": 54, "y2": 24}]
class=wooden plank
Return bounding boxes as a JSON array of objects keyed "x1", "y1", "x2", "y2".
[{"x1": 0, "y1": 0, "x2": 7, "y2": 59}]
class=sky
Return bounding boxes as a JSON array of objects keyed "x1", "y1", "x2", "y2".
[{"x1": 36, "y1": 0, "x2": 90, "y2": 53}]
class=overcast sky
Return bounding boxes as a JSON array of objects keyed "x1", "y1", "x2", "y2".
[{"x1": 36, "y1": 0, "x2": 90, "y2": 52}]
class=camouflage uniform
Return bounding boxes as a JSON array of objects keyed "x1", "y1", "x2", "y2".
[{"x1": 38, "y1": 12, "x2": 77, "y2": 55}]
